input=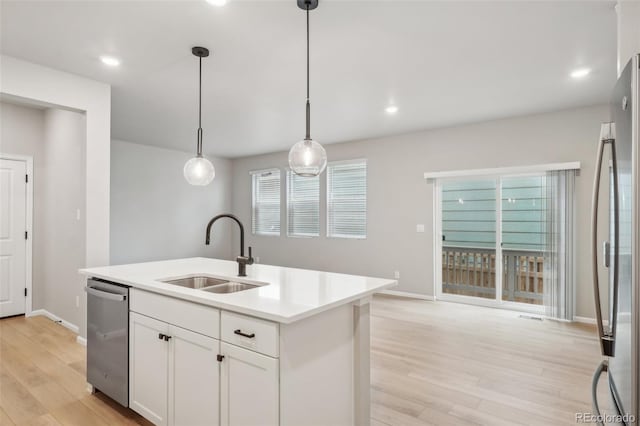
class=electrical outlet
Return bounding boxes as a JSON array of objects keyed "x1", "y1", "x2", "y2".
[
  {"x1": 394, "y1": 271, "x2": 400, "y2": 279},
  {"x1": 75, "y1": 295, "x2": 80, "y2": 308}
]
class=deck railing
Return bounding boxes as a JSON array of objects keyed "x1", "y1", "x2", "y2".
[{"x1": 442, "y1": 247, "x2": 545, "y2": 305}]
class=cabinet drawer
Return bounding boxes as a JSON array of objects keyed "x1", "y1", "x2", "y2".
[
  {"x1": 221, "y1": 311, "x2": 279, "y2": 357},
  {"x1": 130, "y1": 289, "x2": 220, "y2": 339}
]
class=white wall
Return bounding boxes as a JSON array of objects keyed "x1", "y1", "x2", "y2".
[
  {"x1": 110, "y1": 140, "x2": 233, "y2": 265},
  {"x1": 231, "y1": 104, "x2": 610, "y2": 319},
  {"x1": 616, "y1": 0, "x2": 640, "y2": 76},
  {"x1": 41, "y1": 109, "x2": 86, "y2": 330},
  {"x1": 0, "y1": 102, "x2": 86, "y2": 329},
  {"x1": 1, "y1": 55, "x2": 110, "y2": 337}
]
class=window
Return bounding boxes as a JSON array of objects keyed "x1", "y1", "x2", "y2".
[
  {"x1": 287, "y1": 170, "x2": 319, "y2": 237},
  {"x1": 251, "y1": 169, "x2": 281, "y2": 236},
  {"x1": 327, "y1": 160, "x2": 367, "y2": 238}
]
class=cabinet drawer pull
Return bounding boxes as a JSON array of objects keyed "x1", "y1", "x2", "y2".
[
  {"x1": 158, "y1": 333, "x2": 165, "y2": 340},
  {"x1": 234, "y1": 329, "x2": 255, "y2": 339},
  {"x1": 164, "y1": 335, "x2": 172, "y2": 341},
  {"x1": 217, "y1": 354, "x2": 225, "y2": 362}
]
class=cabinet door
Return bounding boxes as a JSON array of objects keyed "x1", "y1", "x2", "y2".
[
  {"x1": 220, "y1": 342, "x2": 279, "y2": 426},
  {"x1": 169, "y1": 325, "x2": 220, "y2": 426},
  {"x1": 130, "y1": 312, "x2": 169, "y2": 426}
]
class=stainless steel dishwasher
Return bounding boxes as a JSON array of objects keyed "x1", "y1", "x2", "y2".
[{"x1": 85, "y1": 278, "x2": 129, "y2": 407}]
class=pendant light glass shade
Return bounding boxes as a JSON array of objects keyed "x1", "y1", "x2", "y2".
[
  {"x1": 185, "y1": 46, "x2": 215, "y2": 186},
  {"x1": 184, "y1": 155, "x2": 215, "y2": 185},
  {"x1": 289, "y1": 139, "x2": 327, "y2": 177},
  {"x1": 288, "y1": 0, "x2": 327, "y2": 177}
]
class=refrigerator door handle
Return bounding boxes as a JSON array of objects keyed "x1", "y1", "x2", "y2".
[
  {"x1": 591, "y1": 360, "x2": 608, "y2": 426},
  {"x1": 591, "y1": 122, "x2": 617, "y2": 357},
  {"x1": 608, "y1": 132, "x2": 620, "y2": 349}
]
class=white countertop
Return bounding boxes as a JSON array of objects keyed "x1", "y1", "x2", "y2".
[{"x1": 79, "y1": 257, "x2": 396, "y2": 324}]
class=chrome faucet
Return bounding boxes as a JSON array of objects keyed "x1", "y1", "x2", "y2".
[{"x1": 205, "y1": 214, "x2": 254, "y2": 277}]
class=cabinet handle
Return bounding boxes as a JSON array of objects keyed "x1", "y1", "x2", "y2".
[
  {"x1": 234, "y1": 329, "x2": 255, "y2": 339},
  {"x1": 217, "y1": 354, "x2": 225, "y2": 362},
  {"x1": 164, "y1": 335, "x2": 172, "y2": 341},
  {"x1": 158, "y1": 333, "x2": 165, "y2": 340}
]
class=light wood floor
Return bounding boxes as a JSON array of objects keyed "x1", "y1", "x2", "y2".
[
  {"x1": 371, "y1": 296, "x2": 605, "y2": 426},
  {"x1": 0, "y1": 295, "x2": 604, "y2": 426}
]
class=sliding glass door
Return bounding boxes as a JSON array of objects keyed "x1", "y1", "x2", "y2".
[
  {"x1": 437, "y1": 174, "x2": 546, "y2": 312},
  {"x1": 440, "y1": 179, "x2": 498, "y2": 301},
  {"x1": 500, "y1": 176, "x2": 545, "y2": 306}
]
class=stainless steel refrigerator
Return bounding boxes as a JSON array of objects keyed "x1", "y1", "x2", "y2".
[{"x1": 591, "y1": 53, "x2": 639, "y2": 426}]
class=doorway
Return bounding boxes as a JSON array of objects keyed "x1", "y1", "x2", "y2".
[
  {"x1": 434, "y1": 173, "x2": 548, "y2": 314},
  {"x1": 0, "y1": 155, "x2": 33, "y2": 318}
]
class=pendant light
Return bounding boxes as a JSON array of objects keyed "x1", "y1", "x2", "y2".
[
  {"x1": 288, "y1": 0, "x2": 327, "y2": 177},
  {"x1": 184, "y1": 46, "x2": 216, "y2": 186}
]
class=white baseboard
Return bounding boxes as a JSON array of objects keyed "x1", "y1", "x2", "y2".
[
  {"x1": 378, "y1": 290, "x2": 435, "y2": 301},
  {"x1": 76, "y1": 336, "x2": 87, "y2": 346},
  {"x1": 574, "y1": 316, "x2": 608, "y2": 326},
  {"x1": 27, "y1": 309, "x2": 80, "y2": 334},
  {"x1": 574, "y1": 316, "x2": 596, "y2": 325}
]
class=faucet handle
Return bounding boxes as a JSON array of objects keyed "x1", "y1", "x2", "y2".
[{"x1": 248, "y1": 246, "x2": 254, "y2": 264}]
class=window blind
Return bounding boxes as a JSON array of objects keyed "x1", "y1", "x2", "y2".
[
  {"x1": 251, "y1": 169, "x2": 281, "y2": 236},
  {"x1": 287, "y1": 171, "x2": 319, "y2": 237},
  {"x1": 327, "y1": 160, "x2": 367, "y2": 239}
]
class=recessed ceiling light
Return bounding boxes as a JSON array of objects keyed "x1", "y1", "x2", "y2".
[
  {"x1": 206, "y1": 0, "x2": 227, "y2": 6},
  {"x1": 570, "y1": 68, "x2": 591, "y2": 79},
  {"x1": 100, "y1": 56, "x2": 120, "y2": 67},
  {"x1": 385, "y1": 105, "x2": 399, "y2": 114}
]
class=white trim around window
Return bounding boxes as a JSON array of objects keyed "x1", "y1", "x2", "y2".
[{"x1": 424, "y1": 161, "x2": 580, "y2": 181}]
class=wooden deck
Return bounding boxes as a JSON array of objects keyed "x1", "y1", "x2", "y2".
[{"x1": 442, "y1": 247, "x2": 545, "y2": 305}]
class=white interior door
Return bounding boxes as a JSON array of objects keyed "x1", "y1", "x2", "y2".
[{"x1": 0, "y1": 158, "x2": 27, "y2": 318}]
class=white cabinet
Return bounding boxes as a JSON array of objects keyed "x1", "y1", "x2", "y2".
[
  {"x1": 129, "y1": 300, "x2": 358, "y2": 426},
  {"x1": 128, "y1": 290, "x2": 302, "y2": 426},
  {"x1": 130, "y1": 313, "x2": 169, "y2": 426},
  {"x1": 220, "y1": 342, "x2": 279, "y2": 426},
  {"x1": 130, "y1": 312, "x2": 220, "y2": 426},
  {"x1": 170, "y1": 325, "x2": 220, "y2": 426}
]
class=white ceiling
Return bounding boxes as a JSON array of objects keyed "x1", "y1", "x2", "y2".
[{"x1": 0, "y1": 1, "x2": 617, "y2": 158}]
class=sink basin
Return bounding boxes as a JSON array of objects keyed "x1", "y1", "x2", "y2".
[
  {"x1": 161, "y1": 276, "x2": 229, "y2": 289},
  {"x1": 159, "y1": 275, "x2": 264, "y2": 294},
  {"x1": 200, "y1": 282, "x2": 261, "y2": 294}
]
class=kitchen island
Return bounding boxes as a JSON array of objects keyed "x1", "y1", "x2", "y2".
[{"x1": 80, "y1": 257, "x2": 396, "y2": 426}]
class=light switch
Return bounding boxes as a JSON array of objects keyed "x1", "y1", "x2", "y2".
[{"x1": 416, "y1": 224, "x2": 425, "y2": 233}]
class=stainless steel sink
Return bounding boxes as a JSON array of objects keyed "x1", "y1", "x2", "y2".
[
  {"x1": 200, "y1": 282, "x2": 261, "y2": 294},
  {"x1": 159, "y1": 276, "x2": 263, "y2": 294},
  {"x1": 161, "y1": 276, "x2": 229, "y2": 289}
]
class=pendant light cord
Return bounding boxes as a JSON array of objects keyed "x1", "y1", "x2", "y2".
[
  {"x1": 305, "y1": 3, "x2": 311, "y2": 141},
  {"x1": 197, "y1": 55, "x2": 203, "y2": 156}
]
